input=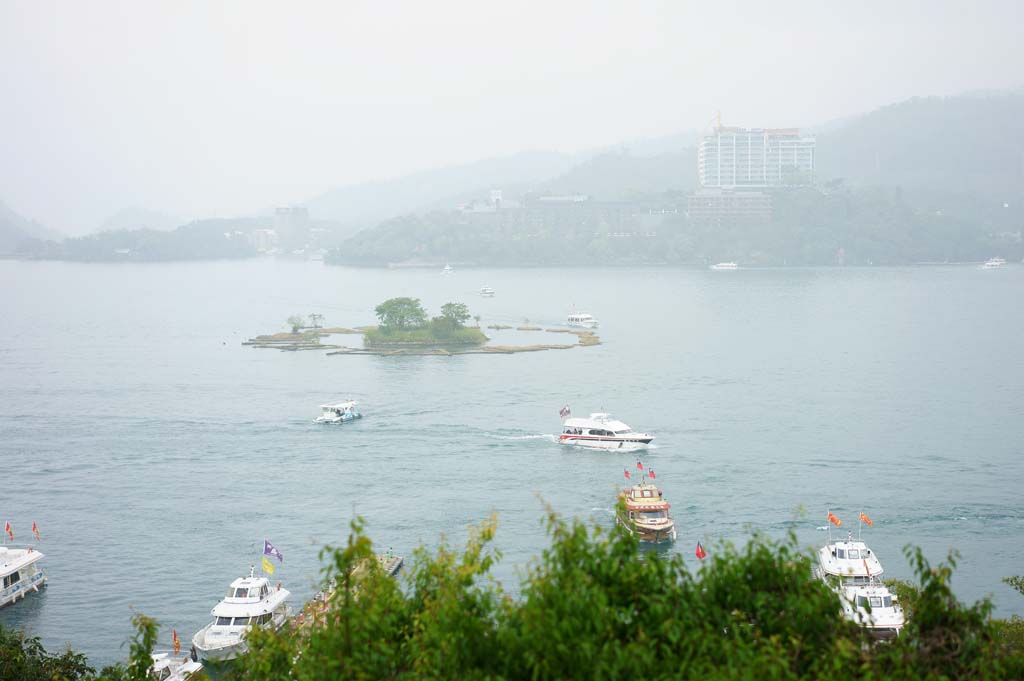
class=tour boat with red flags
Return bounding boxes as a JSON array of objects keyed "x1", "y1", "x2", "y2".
[
  {"x1": 559, "y1": 410, "x2": 654, "y2": 450},
  {"x1": 813, "y1": 511, "x2": 905, "y2": 638},
  {"x1": 616, "y1": 465, "x2": 677, "y2": 544}
]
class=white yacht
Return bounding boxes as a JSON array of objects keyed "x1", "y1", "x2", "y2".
[
  {"x1": 191, "y1": 567, "x2": 291, "y2": 664},
  {"x1": 0, "y1": 546, "x2": 47, "y2": 608},
  {"x1": 710, "y1": 262, "x2": 738, "y2": 270},
  {"x1": 315, "y1": 401, "x2": 362, "y2": 424},
  {"x1": 559, "y1": 412, "x2": 654, "y2": 450},
  {"x1": 149, "y1": 653, "x2": 203, "y2": 681},
  {"x1": 981, "y1": 257, "x2": 1006, "y2": 269},
  {"x1": 566, "y1": 312, "x2": 598, "y2": 329},
  {"x1": 814, "y1": 532, "x2": 905, "y2": 639},
  {"x1": 441, "y1": 263, "x2": 453, "y2": 275},
  {"x1": 479, "y1": 286, "x2": 495, "y2": 297}
]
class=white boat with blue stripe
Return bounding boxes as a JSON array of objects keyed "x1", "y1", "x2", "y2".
[{"x1": 0, "y1": 546, "x2": 47, "y2": 608}]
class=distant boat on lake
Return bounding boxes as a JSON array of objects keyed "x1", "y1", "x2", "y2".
[
  {"x1": 567, "y1": 312, "x2": 598, "y2": 329},
  {"x1": 981, "y1": 257, "x2": 1006, "y2": 269},
  {"x1": 710, "y1": 262, "x2": 738, "y2": 270},
  {"x1": 442, "y1": 263, "x2": 453, "y2": 275},
  {"x1": 479, "y1": 286, "x2": 495, "y2": 297}
]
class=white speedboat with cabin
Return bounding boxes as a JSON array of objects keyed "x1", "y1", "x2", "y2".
[
  {"x1": 149, "y1": 653, "x2": 203, "y2": 681},
  {"x1": 191, "y1": 567, "x2": 291, "y2": 664},
  {"x1": 814, "y1": 532, "x2": 905, "y2": 638},
  {"x1": 0, "y1": 546, "x2": 47, "y2": 608},
  {"x1": 315, "y1": 401, "x2": 362, "y2": 424},
  {"x1": 710, "y1": 262, "x2": 738, "y2": 270},
  {"x1": 559, "y1": 413, "x2": 653, "y2": 450},
  {"x1": 566, "y1": 312, "x2": 598, "y2": 329},
  {"x1": 479, "y1": 286, "x2": 495, "y2": 297},
  {"x1": 981, "y1": 257, "x2": 1006, "y2": 269}
]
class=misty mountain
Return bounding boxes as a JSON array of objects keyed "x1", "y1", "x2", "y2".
[
  {"x1": 304, "y1": 150, "x2": 578, "y2": 225},
  {"x1": 535, "y1": 149, "x2": 697, "y2": 199},
  {"x1": 99, "y1": 206, "x2": 182, "y2": 232},
  {"x1": 0, "y1": 199, "x2": 59, "y2": 253},
  {"x1": 817, "y1": 90, "x2": 1024, "y2": 202}
]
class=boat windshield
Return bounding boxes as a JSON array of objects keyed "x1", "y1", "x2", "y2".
[
  {"x1": 613, "y1": 429, "x2": 632, "y2": 435},
  {"x1": 856, "y1": 595, "x2": 892, "y2": 608},
  {"x1": 847, "y1": 549, "x2": 860, "y2": 559},
  {"x1": 637, "y1": 510, "x2": 667, "y2": 520}
]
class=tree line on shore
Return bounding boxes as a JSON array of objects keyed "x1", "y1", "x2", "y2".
[{"x1": 3, "y1": 511, "x2": 1024, "y2": 680}]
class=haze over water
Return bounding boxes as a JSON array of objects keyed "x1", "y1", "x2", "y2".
[{"x1": 1, "y1": 259, "x2": 1022, "y2": 666}]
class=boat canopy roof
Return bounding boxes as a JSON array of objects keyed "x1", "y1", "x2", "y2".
[
  {"x1": 818, "y1": 539, "x2": 885, "y2": 578},
  {"x1": 564, "y1": 413, "x2": 633, "y2": 431},
  {"x1": 0, "y1": 547, "x2": 44, "y2": 575},
  {"x1": 212, "y1": 574, "x2": 290, "y2": 617},
  {"x1": 321, "y1": 401, "x2": 357, "y2": 410},
  {"x1": 620, "y1": 482, "x2": 670, "y2": 510}
]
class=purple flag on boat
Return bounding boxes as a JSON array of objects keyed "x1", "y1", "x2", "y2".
[{"x1": 264, "y1": 539, "x2": 283, "y2": 563}]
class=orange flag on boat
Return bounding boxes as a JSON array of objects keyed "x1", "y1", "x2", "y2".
[
  {"x1": 859, "y1": 512, "x2": 873, "y2": 527},
  {"x1": 32, "y1": 522, "x2": 40, "y2": 541},
  {"x1": 695, "y1": 541, "x2": 707, "y2": 560},
  {"x1": 828, "y1": 512, "x2": 842, "y2": 527},
  {"x1": 4, "y1": 521, "x2": 11, "y2": 541},
  {"x1": 173, "y1": 629, "x2": 180, "y2": 654}
]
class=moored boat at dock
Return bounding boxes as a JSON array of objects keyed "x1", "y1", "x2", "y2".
[
  {"x1": 191, "y1": 567, "x2": 291, "y2": 664},
  {"x1": 0, "y1": 545, "x2": 47, "y2": 608},
  {"x1": 813, "y1": 514, "x2": 905, "y2": 639}
]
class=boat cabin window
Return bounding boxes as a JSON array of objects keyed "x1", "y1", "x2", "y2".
[
  {"x1": 232, "y1": 616, "x2": 250, "y2": 626},
  {"x1": 641, "y1": 490, "x2": 653, "y2": 498},
  {"x1": 638, "y1": 510, "x2": 666, "y2": 520},
  {"x1": 216, "y1": 616, "x2": 232, "y2": 625},
  {"x1": 869, "y1": 596, "x2": 882, "y2": 608},
  {"x1": 3, "y1": 572, "x2": 20, "y2": 588},
  {"x1": 847, "y1": 549, "x2": 860, "y2": 559},
  {"x1": 836, "y1": 549, "x2": 845, "y2": 558},
  {"x1": 883, "y1": 596, "x2": 892, "y2": 607},
  {"x1": 614, "y1": 430, "x2": 631, "y2": 435},
  {"x1": 856, "y1": 596, "x2": 868, "y2": 608},
  {"x1": 233, "y1": 587, "x2": 250, "y2": 598}
]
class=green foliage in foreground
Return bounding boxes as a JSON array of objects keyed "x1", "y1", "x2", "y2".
[
  {"x1": 4, "y1": 523, "x2": 1023, "y2": 680},
  {"x1": 232, "y1": 514, "x2": 1024, "y2": 680}
]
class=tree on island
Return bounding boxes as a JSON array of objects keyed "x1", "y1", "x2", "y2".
[
  {"x1": 374, "y1": 297, "x2": 428, "y2": 330},
  {"x1": 287, "y1": 314, "x2": 306, "y2": 334},
  {"x1": 440, "y1": 302, "x2": 471, "y2": 327}
]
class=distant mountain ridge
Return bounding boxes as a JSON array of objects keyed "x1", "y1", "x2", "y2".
[{"x1": 0, "y1": 199, "x2": 60, "y2": 253}]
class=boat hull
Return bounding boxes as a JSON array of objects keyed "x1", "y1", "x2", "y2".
[
  {"x1": 616, "y1": 516, "x2": 677, "y2": 544},
  {"x1": 0, "y1": 571, "x2": 47, "y2": 609},
  {"x1": 559, "y1": 435, "x2": 653, "y2": 450},
  {"x1": 315, "y1": 413, "x2": 362, "y2": 424}
]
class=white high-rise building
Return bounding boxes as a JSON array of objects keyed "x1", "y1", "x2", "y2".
[{"x1": 698, "y1": 127, "x2": 815, "y2": 188}]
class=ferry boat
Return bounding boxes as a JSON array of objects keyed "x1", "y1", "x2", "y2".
[
  {"x1": 981, "y1": 257, "x2": 1006, "y2": 269},
  {"x1": 566, "y1": 312, "x2": 598, "y2": 328},
  {"x1": 0, "y1": 546, "x2": 47, "y2": 608},
  {"x1": 814, "y1": 529, "x2": 905, "y2": 638},
  {"x1": 616, "y1": 474, "x2": 676, "y2": 544},
  {"x1": 315, "y1": 401, "x2": 362, "y2": 424},
  {"x1": 710, "y1": 262, "x2": 738, "y2": 270},
  {"x1": 149, "y1": 653, "x2": 203, "y2": 681},
  {"x1": 559, "y1": 412, "x2": 654, "y2": 450},
  {"x1": 191, "y1": 567, "x2": 291, "y2": 664},
  {"x1": 479, "y1": 286, "x2": 495, "y2": 297},
  {"x1": 442, "y1": 263, "x2": 453, "y2": 275}
]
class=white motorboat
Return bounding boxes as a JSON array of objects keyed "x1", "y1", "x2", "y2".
[
  {"x1": 710, "y1": 262, "x2": 738, "y2": 270},
  {"x1": 567, "y1": 312, "x2": 598, "y2": 329},
  {"x1": 814, "y1": 528, "x2": 905, "y2": 639},
  {"x1": 315, "y1": 401, "x2": 362, "y2": 424},
  {"x1": 479, "y1": 286, "x2": 495, "y2": 297},
  {"x1": 191, "y1": 567, "x2": 291, "y2": 664},
  {"x1": 981, "y1": 257, "x2": 1006, "y2": 269},
  {"x1": 149, "y1": 653, "x2": 203, "y2": 681},
  {"x1": 442, "y1": 263, "x2": 453, "y2": 275},
  {"x1": 0, "y1": 546, "x2": 47, "y2": 608},
  {"x1": 559, "y1": 412, "x2": 654, "y2": 450}
]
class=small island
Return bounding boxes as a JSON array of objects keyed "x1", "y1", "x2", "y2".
[{"x1": 363, "y1": 298, "x2": 487, "y2": 348}]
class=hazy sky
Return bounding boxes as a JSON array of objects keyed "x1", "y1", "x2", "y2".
[{"x1": 2, "y1": 0, "x2": 1021, "y2": 234}]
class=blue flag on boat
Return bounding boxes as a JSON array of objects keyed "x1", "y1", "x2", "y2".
[{"x1": 263, "y1": 539, "x2": 283, "y2": 563}]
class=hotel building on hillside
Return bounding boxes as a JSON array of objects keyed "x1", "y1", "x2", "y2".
[{"x1": 698, "y1": 127, "x2": 816, "y2": 188}]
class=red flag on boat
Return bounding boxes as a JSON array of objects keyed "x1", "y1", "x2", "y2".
[
  {"x1": 32, "y1": 522, "x2": 40, "y2": 541},
  {"x1": 623, "y1": 469, "x2": 630, "y2": 480},
  {"x1": 859, "y1": 512, "x2": 873, "y2": 527},
  {"x1": 828, "y1": 512, "x2": 842, "y2": 527},
  {"x1": 636, "y1": 460, "x2": 643, "y2": 470},
  {"x1": 173, "y1": 629, "x2": 180, "y2": 654},
  {"x1": 4, "y1": 521, "x2": 11, "y2": 541},
  {"x1": 648, "y1": 469, "x2": 656, "y2": 479},
  {"x1": 695, "y1": 542, "x2": 707, "y2": 560}
]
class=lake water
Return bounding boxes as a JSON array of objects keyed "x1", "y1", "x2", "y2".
[{"x1": 1, "y1": 259, "x2": 1022, "y2": 666}]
